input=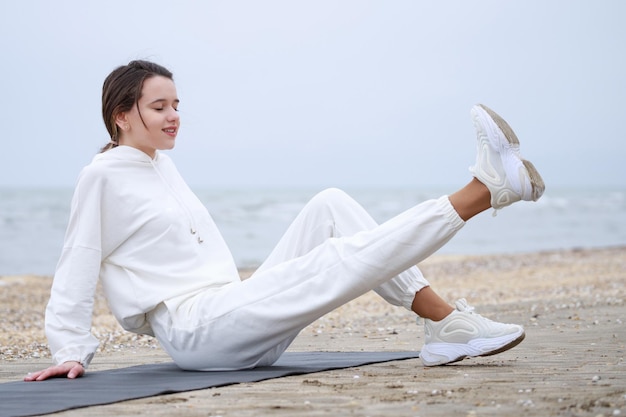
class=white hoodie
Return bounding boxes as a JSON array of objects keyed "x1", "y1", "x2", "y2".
[{"x1": 45, "y1": 146, "x2": 240, "y2": 366}]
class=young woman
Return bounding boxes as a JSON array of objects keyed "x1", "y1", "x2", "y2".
[{"x1": 25, "y1": 60, "x2": 544, "y2": 381}]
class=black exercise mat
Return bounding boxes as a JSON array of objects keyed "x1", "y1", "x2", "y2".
[{"x1": 0, "y1": 351, "x2": 420, "y2": 417}]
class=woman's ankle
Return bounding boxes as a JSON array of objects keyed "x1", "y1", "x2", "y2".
[{"x1": 411, "y1": 287, "x2": 454, "y2": 321}]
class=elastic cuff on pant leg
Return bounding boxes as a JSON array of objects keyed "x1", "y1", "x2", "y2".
[
  {"x1": 399, "y1": 273, "x2": 430, "y2": 311},
  {"x1": 438, "y1": 195, "x2": 465, "y2": 231}
]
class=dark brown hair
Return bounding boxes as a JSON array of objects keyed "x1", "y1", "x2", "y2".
[{"x1": 100, "y1": 60, "x2": 174, "y2": 152}]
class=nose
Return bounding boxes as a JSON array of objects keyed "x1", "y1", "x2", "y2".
[{"x1": 168, "y1": 107, "x2": 180, "y2": 122}]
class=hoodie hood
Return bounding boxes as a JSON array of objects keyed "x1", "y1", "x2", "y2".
[{"x1": 93, "y1": 145, "x2": 160, "y2": 164}]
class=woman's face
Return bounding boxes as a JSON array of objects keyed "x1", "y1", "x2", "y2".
[{"x1": 118, "y1": 75, "x2": 180, "y2": 158}]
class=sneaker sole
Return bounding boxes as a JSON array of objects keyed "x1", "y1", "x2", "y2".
[
  {"x1": 420, "y1": 330, "x2": 526, "y2": 366},
  {"x1": 475, "y1": 104, "x2": 545, "y2": 202}
]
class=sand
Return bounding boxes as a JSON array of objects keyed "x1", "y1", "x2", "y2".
[{"x1": 1, "y1": 247, "x2": 625, "y2": 416}]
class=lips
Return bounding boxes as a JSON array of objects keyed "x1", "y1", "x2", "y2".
[{"x1": 163, "y1": 126, "x2": 178, "y2": 136}]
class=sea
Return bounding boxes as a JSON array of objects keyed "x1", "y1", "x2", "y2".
[{"x1": 1, "y1": 186, "x2": 625, "y2": 276}]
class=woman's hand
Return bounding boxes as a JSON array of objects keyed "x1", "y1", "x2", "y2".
[{"x1": 23, "y1": 361, "x2": 85, "y2": 382}]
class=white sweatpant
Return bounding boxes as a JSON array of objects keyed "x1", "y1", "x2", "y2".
[{"x1": 147, "y1": 188, "x2": 465, "y2": 370}]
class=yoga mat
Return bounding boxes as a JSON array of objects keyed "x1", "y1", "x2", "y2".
[{"x1": 0, "y1": 351, "x2": 419, "y2": 417}]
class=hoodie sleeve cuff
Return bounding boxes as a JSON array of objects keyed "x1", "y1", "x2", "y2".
[{"x1": 52, "y1": 346, "x2": 97, "y2": 369}]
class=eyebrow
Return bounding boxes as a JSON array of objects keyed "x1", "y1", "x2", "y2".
[{"x1": 149, "y1": 98, "x2": 180, "y2": 105}]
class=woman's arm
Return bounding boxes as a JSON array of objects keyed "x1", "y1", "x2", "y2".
[
  {"x1": 25, "y1": 167, "x2": 106, "y2": 380},
  {"x1": 44, "y1": 245, "x2": 102, "y2": 367}
]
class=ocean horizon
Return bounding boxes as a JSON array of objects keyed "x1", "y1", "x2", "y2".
[{"x1": 1, "y1": 185, "x2": 625, "y2": 276}]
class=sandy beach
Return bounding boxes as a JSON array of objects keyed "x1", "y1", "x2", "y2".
[{"x1": 1, "y1": 247, "x2": 625, "y2": 416}]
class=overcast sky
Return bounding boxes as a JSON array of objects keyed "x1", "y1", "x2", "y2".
[{"x1": 1, "y1": 0, "x2": 624, "y2": 190}]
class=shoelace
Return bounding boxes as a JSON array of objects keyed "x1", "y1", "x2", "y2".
[
  {"x1": 455, "y1": 299, "x2": 503, "y2": 326},
  {"x1": 417, "y1": 299, "x2": 492, "y2": 325},
  {"x1": 454, "y1": 298, "x2": 475, "y2": 313}
]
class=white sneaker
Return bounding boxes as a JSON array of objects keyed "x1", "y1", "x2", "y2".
[
  {"x1": 420, "y1": 299, "x2": 525, "y2": 366},
  {"x1": 470, "y1": 104, "x2": 545, "y2": 209}
]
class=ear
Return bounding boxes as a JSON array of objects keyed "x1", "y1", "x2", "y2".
[{"x1": 114, "y1": 112, "x2": 128, "y2": 130}]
